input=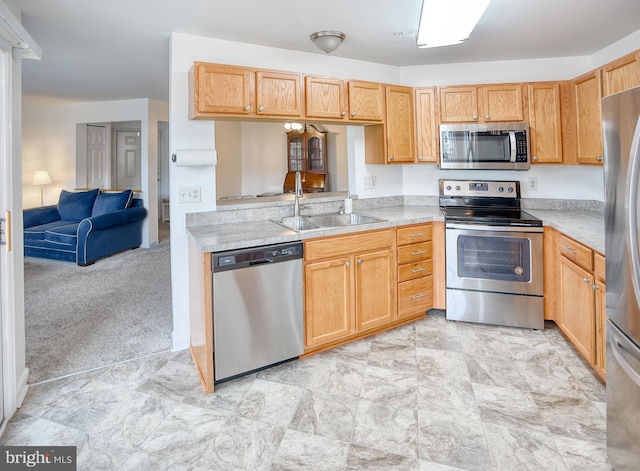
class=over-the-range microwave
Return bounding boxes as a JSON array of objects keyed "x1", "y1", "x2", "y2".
[{"x1": 439, "y1": 122, "x2": 530, "y2": 170}]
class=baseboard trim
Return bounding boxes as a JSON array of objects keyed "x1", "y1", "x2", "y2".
[{"x1": 16, "y1": 367, "x2": 29, "y2": 408}]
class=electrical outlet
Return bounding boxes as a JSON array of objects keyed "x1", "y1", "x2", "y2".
[
  {"x1": 178, "y1": 186, "x2": 201, "y2": 203},
  {"x1": 528, "y1": 177, "x2": 538, "y2": 191},
  {"x1": 363, "y1": 176, "x2": 377, "y2": 190}
]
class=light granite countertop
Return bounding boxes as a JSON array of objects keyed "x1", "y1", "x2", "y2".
[
  {"x1": 187, "y1": 205, "x2": 443, "y2": 253},
  {"x1": 187, "y1": 203, "x2": 605, "y2": 254},
  {"x1": 527, "y1": 209, "x2": 605, "y2": 254}
]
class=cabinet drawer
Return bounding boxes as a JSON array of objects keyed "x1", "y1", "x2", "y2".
[
  {"x1": 398, "y1": 260, "x2": 433, "y2": 282},
  {"x1": 558, "y1": 233, "x2": 593, "y2": 271},
  {"x1": 397, "y1": 224, "x2": 432, "y2": 246},
  {"x1": 594, "y1": 252, "x2": 606, "y2": 282},
  {"x1": 305, "y1": 229, "x2": 394, "y2": 261},
  {"x1": 397, "y1": 241, "x2": 432, "y2": 264},
  {"x1": 398, "y1": 276, "x2": 433, "y2": 318}
]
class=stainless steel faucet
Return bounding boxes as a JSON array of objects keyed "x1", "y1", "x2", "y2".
[{"x1": 294, "y1": 171, "x2": 303, "y2": 218}]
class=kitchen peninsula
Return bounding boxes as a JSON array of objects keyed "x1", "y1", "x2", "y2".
[{"x1": 186, "y1": 193, "x2": 605, "y2": 393}]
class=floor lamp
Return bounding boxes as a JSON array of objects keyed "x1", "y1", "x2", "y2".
[{"x1": 32, "y1": 170, "x2": 51, "y2": 207}]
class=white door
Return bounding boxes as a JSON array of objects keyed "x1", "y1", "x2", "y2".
[
  {"x1": 115, "y1": 131, "x2": 141, "y2": 190},
  {"x1": 86, "y1": 124, "x2": 107, "y2": 188}
]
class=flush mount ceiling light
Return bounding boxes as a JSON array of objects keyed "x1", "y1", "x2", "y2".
[
  {"x1": 417, "y1": 0, "x2": 491, "y2": 48},
  {"x1": 310, "y1": 30, "x2": 346, "y2": 54}
]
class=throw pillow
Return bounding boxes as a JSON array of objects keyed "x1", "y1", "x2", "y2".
[
  {"x1": 57, "y1": 189, "x2": 99, "y2": 221},
  {"x1": 91, "y1": 190, "x2": 133, "y2": 217}
]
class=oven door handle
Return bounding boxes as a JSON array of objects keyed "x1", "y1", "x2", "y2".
[{"x1": 446, "y1": 223, "x2": 543, "y2": 233}]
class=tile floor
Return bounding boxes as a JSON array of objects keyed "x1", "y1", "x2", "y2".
[{"x1": 1, "y1": 310, "x2": 611, "y2": 470}]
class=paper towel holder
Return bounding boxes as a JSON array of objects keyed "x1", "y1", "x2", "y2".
[{"x1": 172, "y1": 149, "x2": 217, "y2": 167}]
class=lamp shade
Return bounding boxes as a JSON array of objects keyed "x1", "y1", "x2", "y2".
[
  {"x1": 32, "y1": 170, "x2": 52, "y2": 186},
  {"x1": 310, "y1": 31, "x2": 345, "y2": 53}
]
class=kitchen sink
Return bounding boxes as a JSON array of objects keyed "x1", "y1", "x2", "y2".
[{"x1": 271, "y1": 213, "x2": 386, "y2": 232}]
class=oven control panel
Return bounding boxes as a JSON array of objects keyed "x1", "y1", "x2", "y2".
[{"x1": 440, "y1": 180, "x2": 519, "y2": 198}]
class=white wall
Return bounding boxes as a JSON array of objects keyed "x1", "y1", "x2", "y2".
[{"x1": 21, "y1": 97, "x2": 169, "y2": 246}]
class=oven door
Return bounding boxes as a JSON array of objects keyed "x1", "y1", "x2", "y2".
[{"x1": 446, "y1": 224, "x2": 543, "y2": 296}]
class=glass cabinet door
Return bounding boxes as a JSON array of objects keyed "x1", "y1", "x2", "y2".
[{"x1": 286, "y1": 124, "x2": 327, "y2": 173}]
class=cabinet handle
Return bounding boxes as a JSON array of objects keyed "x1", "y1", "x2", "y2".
[
  {"x1": 411, "y1": 293, "x2": 427, "y2": 299},
  {"x1": 389, "y1": 155, "x2": 395, "y2": 161},
  {"x1": 596, "y1": 156, "x2": 603, "y2": 162},
  {"x1": 345, "y1": 261, "x2": 351, "y2": 267},
  {"x1": 411, "y1": 267, "x2": 426, "y2": 273},
  {"x1": 411, "y1": 250, "x2": 426, "y2": 255},
  {"x1": 561, "y1": 246, "x2": 576, "y2": 255},
  {"x1": 473, "y1": 114, "x2": 478, "y2": 120},
  {"x1": 357, "y1": 259, "x2": 362, "y2": 264},
  {"x1": 341, "y1": 111, "x2": 346, "y2": 116},
  {"x1": 244, "y1": 105, "x2": 251, "y2": 111},
  {"x1": 418, "y1": 156, "x2": 423, "y2": 161},
  {"x1": 258, "y1": 106, "x2": 264, "y2": 112},
  {"x1": 532, "y1": 156, "x2": 538, "y2": 161},
  {"x1": 485, "y1": 114, "x2": 491, "y2": 120},
  {"x1": 583, "y1": 277, "x2": 591, "y2": 283},
  {"x1": 592, "y1": 284, "x2": 599, "y2": 290},
  {"x1": 410, "y1": 233, "x2": 426, "y2": 238},
  {"x1": 351, "y1": 111, "x2": 356, "y2": 117}
]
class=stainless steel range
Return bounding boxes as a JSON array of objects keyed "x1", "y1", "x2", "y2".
[{"x1": 440, "y1": 179, "x2": 544, "y2": 329}]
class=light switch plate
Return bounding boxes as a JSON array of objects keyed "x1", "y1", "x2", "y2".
[{"x1": 178, "y1": 186, "x2": 201, "y2": 203}]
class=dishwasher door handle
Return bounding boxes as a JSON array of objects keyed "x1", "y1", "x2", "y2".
[{"x1": 249, "y1": 258, "x2": 274, "y2": 265}]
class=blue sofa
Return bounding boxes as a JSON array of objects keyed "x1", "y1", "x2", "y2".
[{"x1": 23, "y1": 188, "x2": 147, "y2": 266}]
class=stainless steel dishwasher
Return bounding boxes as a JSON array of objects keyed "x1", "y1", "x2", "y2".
[{"x1": 212, "y1": 242, "x2": 304, "y2": 383}]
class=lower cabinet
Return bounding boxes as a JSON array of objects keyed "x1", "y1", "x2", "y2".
[
  {"x1": 303, "y1": 229, "x2": 395, "y2": 351},
  {"x1": 396, "y1": 223, "x2": 433, "y2": 318},
  {"x1": 553, "y1": 229, "x2": 606, "y2": 381}
]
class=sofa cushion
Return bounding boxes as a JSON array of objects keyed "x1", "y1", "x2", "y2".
[
  {"x1": 43, "y1": 223, "x2": 79, "y2": 245},
  {"x1": 24, "y1": 220, "x2": 77, "y2": 241},
  {"x1": 92, "y1": 190, "x2": 133, "y2": 217},
  {"x1": 57, "y1": 189, "x2": 99, "y2": 221}
]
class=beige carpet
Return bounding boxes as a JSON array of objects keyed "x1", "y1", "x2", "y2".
[{"x1": 24, "y1": 239, "x2": 173, "y2": 383}]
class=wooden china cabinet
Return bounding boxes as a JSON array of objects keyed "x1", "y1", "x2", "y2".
[{"x1": 287, "y1": 124, "x2": 327, "y2": 173}]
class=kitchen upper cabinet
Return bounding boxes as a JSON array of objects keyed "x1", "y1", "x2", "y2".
[
  {"x1": 414, "y1": 87, "x2": 439, "y2": 163},
  {"x1": 348, "y1": 80, "x2": 385, "y2": 122},
  {"x1": 303, "y1": 229, "x2": 395, "y2": 351},
  {"x1": 189, "y1": 62, "x2": 302, "y2": 119},
  {"x1": 190, "y1": 62, "x2": 255, "y2": 117},
  {"x1": 439, "y1": 84, "x2": 524, "y2": 123},
  {"x1": 602, "y1": 50, "x2": 640, "y2": 97},
  {"x1": 364, "y1": 85, "x2": 415, "y2": 164},
  {"x1": 384, "y1": 85, "x2": 415, "y2": 163},
  {"x1": 305, "y1": 75, "x2": 348, "y2": 120},
  {"x1": 574, "y1": 70, "x2": 603, "y2": 165},
  {"x1": 528, "y1": 82, "x2": 563, "y2": 164}
]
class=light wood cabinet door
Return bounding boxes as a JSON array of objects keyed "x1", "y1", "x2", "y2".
[
  {"x1": 355, "y1": 248, "x2": 395, "y2": 331},
  {"x1": 256, "y1": 70, "x2": 303, "y2": 117},
  {"x1": 574, "y1": 70, "x2": 604, "y2": 165},
  {"x1": 304, "y1": 257, "x2": 352, "y2": 347},
  {"x1": 439, "y1": 86, "x2": 478, "y2": 122},
  {"x1": 385, "y1": 85, "x2": 415, "y2": 163},
  {"x1": 348, "y1": 81, "x2": 385, "y2": 122},
  {"x1": 559, "y1": 257, "x2": 596, "y2": 364},
  {"x1": 305, "y1": 76, "x2": 347, "y2": 120},
  {"x1": 481, "y1": 84, "x2": 524, "y2": 121},
  {"x1": 191, "y1": 62, "x2": 254, "y2": 116},
  {"x1": 602, "y1": 50, "x2": 640, "y2": 97},
  {"x1": 414, "y1": 87, "x2": 439, "y2": 163},
  {"x1": 594, "y1": 278, "x2": 607, "y2": 381},
  {"x1": 528, "y1": 82, "x2": 563, "y2": 163}
]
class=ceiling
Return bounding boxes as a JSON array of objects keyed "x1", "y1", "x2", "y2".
[{"x1": 12, "y1": 0, "x2": 640, "y2": 102}]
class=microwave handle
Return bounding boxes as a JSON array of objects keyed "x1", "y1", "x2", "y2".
[{"x1": 509, "y1": 131, "x2": 517, "y2": 162}]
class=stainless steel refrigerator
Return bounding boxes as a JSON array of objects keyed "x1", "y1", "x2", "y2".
[{"x1": 603, "y1": 85, "x2": 640, "y2": 470}]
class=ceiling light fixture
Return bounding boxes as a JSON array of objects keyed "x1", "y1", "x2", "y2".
[
  {"x1": 417, "y1": 0, "x2": 491, "y2": 49},
  {"x1": 310, "y1": 30, "x2": 346, "y2": 54}
]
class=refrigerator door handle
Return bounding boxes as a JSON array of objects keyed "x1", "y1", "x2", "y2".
[
  {"x1": 610, "y1": 322, "x2": 640, "y2": 388},
  {"x1": 626, "y1": 116, "x2": 640, "y2": 307}
]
